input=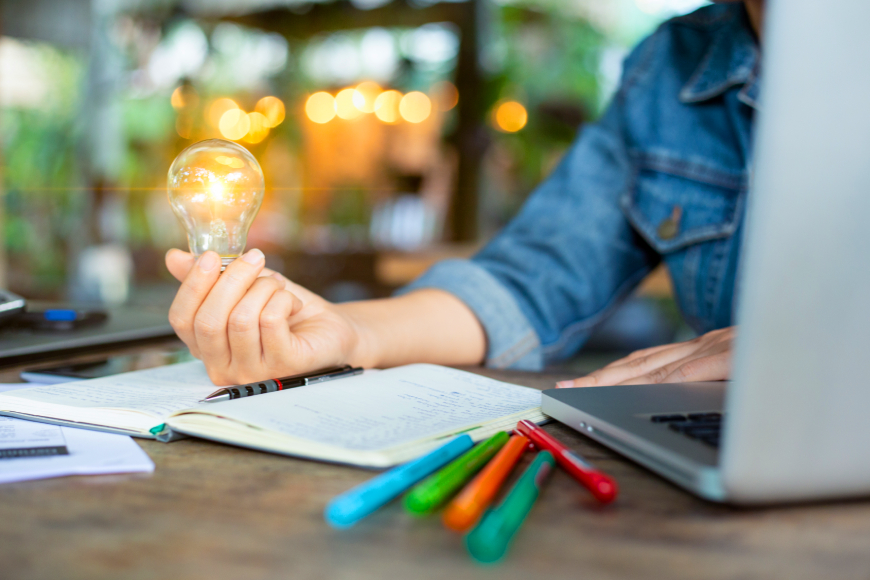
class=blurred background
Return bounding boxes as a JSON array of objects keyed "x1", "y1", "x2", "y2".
[{"x1": 0, "y1": 0, "x2": 707, "y2": 369}]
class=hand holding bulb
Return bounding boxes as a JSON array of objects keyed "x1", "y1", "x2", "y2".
[
  {"x1": 168, "y1": 139, "x2": 265, "y2": 270},
  {"x1": 165, "y1": 140, "x2": 366, "y2": 384}
]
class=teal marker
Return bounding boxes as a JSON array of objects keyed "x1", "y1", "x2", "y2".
[
  {"x1": 325, "y1": 434, "x2": 473, "y2": 528},
  {"x1": 465, "y1": 450, "x2": 555, "y2": 563},
  {"x1": 404, "y1": 431, "x2": 509, "y2": 515}
]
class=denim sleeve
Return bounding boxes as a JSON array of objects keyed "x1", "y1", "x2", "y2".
[{"x1": 399, "y1": 47, "x2": 660, "y2": 370}]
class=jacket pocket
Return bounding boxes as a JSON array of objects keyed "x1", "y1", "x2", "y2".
[{"x1": 620, "y1": 151, "x2": 746, "y2": 254}]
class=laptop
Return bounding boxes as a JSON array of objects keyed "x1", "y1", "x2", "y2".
[
  {"x1": 542, "y1": 0, "x2": 870, "y2": 504},
  {"x1": 0, "y1": 306, "x2": 176, "y2": 368}
]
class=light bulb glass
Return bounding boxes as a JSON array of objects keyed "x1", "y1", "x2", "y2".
[{"x1": 167, "y1": 139, "x2": 265, "y2": 269}]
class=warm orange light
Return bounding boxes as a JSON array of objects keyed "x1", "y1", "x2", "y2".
[
  {"x1": 219, "y1": 108, "x2": 251, "y2": 141},
  {"x1": 399, "y1": 91, "x2": 432, "y2": 124},
  {"x1": 171, "y1": 87, "x2": 185, "y2": 110},
  {"x1": 243, "y1": 112, "x2": 270, "y2": 144},
  {"x1": 175, "y1": 115, "x2": 193, "y2": 139},
  {"x1": 352, "y1": 81, "x2": 382, "y2": 114},
  {"x1": 374, "y1": 90, "x2": 402, "y2": 123},
  {"x1": 215, "y1": 155, "x2": 245, "y2": 169},
  {"x1": 335, "y1": 88, "x2": 363, "y2": 120},
  {"x1": 430, "y1": 80, "x2": 459, "y2": 112},
  {"x1": 305, "y1": 92, "x2": 336, "y2": 124},
  {"x1": 171, "y1": 85, "x2": 199, "y2": 110},
  {"x1": 255, "y1": 96, "x2": 285, "y2": 128},
  {"x1": 208, "y1": 98, "x2": 239, "y2": 128},
  {"x1": 494, "y1": 100, "x2": 528, "y2": 133}
]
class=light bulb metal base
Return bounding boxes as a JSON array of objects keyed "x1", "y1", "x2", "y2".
[{"x1": 220, "y1": 257, "x2": 235, "y2": 272}]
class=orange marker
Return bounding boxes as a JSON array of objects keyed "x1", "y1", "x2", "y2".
[{"x1": 442, "y1": 434, "x2": 530, "y2": 533}]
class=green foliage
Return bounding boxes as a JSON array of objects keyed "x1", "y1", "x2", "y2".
[{"x1": 1, "y1": 43, "x2": 85, "y2": 295}]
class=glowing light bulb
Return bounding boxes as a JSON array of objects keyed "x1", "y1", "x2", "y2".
[{"x1": 167, "y1": 139, "x2": 265, "y2": 270}]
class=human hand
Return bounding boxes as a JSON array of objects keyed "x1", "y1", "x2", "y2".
[
  {"x1": 165, "y1": 249, "x2": 367, "y2": 385},
  {"x1": 556, "y1": 326, "x2": 735, "y2": 388}
]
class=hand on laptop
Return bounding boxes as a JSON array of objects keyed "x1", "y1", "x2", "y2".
[
  {"x1": 556, "y1": 327, "x2": 734, "y2": 388},
  {"x1": 165, "y1": 249, "x2": 365, "y2": 386}
]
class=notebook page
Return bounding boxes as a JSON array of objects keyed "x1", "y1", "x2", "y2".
[
  {"x1": 177, "y1": 364, "x2": 542, "y2": 452},
  {"x1": 0, "y1": 361, "x2": 216, "y2": 419}
]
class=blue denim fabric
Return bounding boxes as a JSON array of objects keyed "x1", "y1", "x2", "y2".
[{"x1": 399, "y1": 4, "x2": 759, "y2": 370}]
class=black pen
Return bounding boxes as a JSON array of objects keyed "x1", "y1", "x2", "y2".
[{"x1": 200, "y1": 365, "x2": 364, "y2": 403}]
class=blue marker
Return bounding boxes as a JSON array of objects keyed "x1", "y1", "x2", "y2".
[{"x1": 325, "y1": 434, "x2": 474, "y2": 528}]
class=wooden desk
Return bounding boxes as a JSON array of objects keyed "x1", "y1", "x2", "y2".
[{"x1": 0, "y1": 340, "x2": 868, "y2": 580}]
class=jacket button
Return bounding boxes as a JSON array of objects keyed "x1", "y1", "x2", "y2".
[{"x1": 657, "y1": 206, "x2": 682, "y2": 240}]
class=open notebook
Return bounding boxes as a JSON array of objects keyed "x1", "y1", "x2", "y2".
[{"x1": 0, "y1": 362, "x2": 546, "y2": 467}]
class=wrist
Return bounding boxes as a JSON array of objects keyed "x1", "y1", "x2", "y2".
[{"x1": 337, "y1": 302, "x2": 383, "y2": 369}]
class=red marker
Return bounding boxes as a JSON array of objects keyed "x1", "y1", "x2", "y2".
[{"x1": 516, "y1": 420, "x2": 618, "y2": 503}]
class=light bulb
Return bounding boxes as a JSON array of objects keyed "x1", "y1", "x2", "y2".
[{"x1": 167, "y1": 139, "x2": 265, "y2": 270}]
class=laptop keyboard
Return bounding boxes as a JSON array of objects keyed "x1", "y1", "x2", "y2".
[{"x1": 650, "y1": 412, "x2": 722, "y2": 448}]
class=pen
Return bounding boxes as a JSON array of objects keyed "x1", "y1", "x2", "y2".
[
  {"x1": 465, "y1": 450, "x2": 555, "y2": 563},
  {"x1": 324, "y1": 434, "x2": 474, "y2": 528},
  {"x1": 442, "y1": 433, "x2": 530, "y2": 533},
  {"x1": 516, "y1": 419, "x2": 618, "y2": 503},
  {"x1": 404, "y1": 431, "x2": 509, "y2": 515},
  {"x1": 200, "y1": 365, "x2": 363, "y2": 403}
]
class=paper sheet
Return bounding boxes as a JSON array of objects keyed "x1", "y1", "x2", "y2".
[
  {"x1": 192, "y1": 364, "x2": 542, "y2": 452},
  {"x1": 0, "y1": 383, "x2": 38, "y2": 394},
  {"x1": 0, "y1": 419, "x2": 154, "y2": 484},
  {"x1": 0, "y1": 381, "x2": 155, "y2": 483},
  {"x1": 0, "y1": 361, "x2": 217, "y2": 418},
  {"x1": 0, "y1": 416, "x2": 68, "y2": 458}
]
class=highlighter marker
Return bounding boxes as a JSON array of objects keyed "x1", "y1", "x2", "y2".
[
  {"x1": 324, "y1": 434, "x2": 473, "y2": 528},
  {"x1": 516, "y1": 419, "x2": 618, "y2": 503},
  {"x1": 465, "y1": 450, "x2": 555, "y2": 563},
  {"x1": 404, "y1": 431, "x2": 509, "y2": 515},
  {"x1": 442, "y1": 434, "x2": 530, "y2": 533}
]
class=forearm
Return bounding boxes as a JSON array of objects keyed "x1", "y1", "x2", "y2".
[{"x1": 338, "y1": 289, "x2": 487, "y2": 369}]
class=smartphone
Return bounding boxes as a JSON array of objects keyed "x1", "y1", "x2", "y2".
[{"x1": 21, "y1": 349, "x2": 196, "y2": 384}]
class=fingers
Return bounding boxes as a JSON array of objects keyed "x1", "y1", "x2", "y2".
[
  {"x1": 601, "y1": 342, "x2": 676, "y2": 369},
  {"x1": 167, "y1": 251, "x2": 222, "y2": 357},
  {"x1": 166, "y1": 249, "x2": 196, "y2": 282},
  {"x1": 260, "y1": 289, "x2": 304, "y2": 370},
  {"x1": 555, "y1": 326, "x2": 736, "y2": 388},
  {"x1": 618, "y1": 349, "x2": 731, "y2": 384},
  {"x1": 226, "y1": 276, "x2": 283, "y2": 376},
  {"x1": 558, "y1": 339, "x2": 700, "y2": 388},
  {"x1": 194, "y1": 249, "x2": 266, "y2": 370}
]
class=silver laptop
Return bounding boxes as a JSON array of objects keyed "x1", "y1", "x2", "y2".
[{"x1": 542, "y1": 0, "x2": 870, "y2": 504}]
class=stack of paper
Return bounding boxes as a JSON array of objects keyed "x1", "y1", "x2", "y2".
[{"x1": 0, "y1": 383, "x2": 154, "y2": 484}]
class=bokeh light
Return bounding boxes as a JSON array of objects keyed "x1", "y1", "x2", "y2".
[
  {"x1": 171, "y1": 87, "x2": 185, "y2": 110},
  {"x1": 175, "y1": 115, "x2": 193, "y2": 139},
  {"x1": 335, "y1": 88, "x2": 363, "y2": 120},
  {"x1": 352, "y1": 81, "x2": 382, "y2": 114},
  {"x1": 494, "y1": 100, "x2": 528, "y2": 133},
  {"x1": 171, "y1": 85, "x2": 199, "y2": 110},
  {"x1": 374, "y1": 90, "x2": 402, "y2": 123},
  {"x1": 305, "y1": 92, "x2": 337, "y2": 123},
  {"x1": 243, "y1": 111, "x2": 270, "y2": 144},
  {"x1": 255, "y1": 96, "x2": 285, "y2": 128},
  {"x1": 219, "y1": 108, "x2": 251, "y2": 140},
  {"x1": 430, "y1": 80, "x2": 459, "y2": 112},
  {"x1": 208, "y1": 98, "x2": 239, "y2": 128},
  {"x1": 399, "y1": 91, "x2": 432, "y2": 124}
]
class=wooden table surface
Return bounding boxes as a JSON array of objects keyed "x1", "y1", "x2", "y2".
[{"x1": 1, "y1": 340, "x2": 869, "y2": 580}]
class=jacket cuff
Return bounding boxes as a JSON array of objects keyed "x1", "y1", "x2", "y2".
[{"x1": 396, "y1": 259, "x2": 542, "y2": 370}]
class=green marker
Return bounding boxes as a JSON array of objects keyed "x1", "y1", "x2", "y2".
[
  {"x1": 404, "y1": 431, "x2": 509, "y2": 514},
  {"x1": 465, "y1": 451, "x2": 555, "y2": 563}
]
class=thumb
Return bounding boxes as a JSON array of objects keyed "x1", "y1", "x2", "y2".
[{"x1": 166, "y1": 248, "x2": 195, "y2": 282}]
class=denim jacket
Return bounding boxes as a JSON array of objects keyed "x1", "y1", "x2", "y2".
[{"x1": 400, "y1": 4, "x2": 760, "y2": 370}]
